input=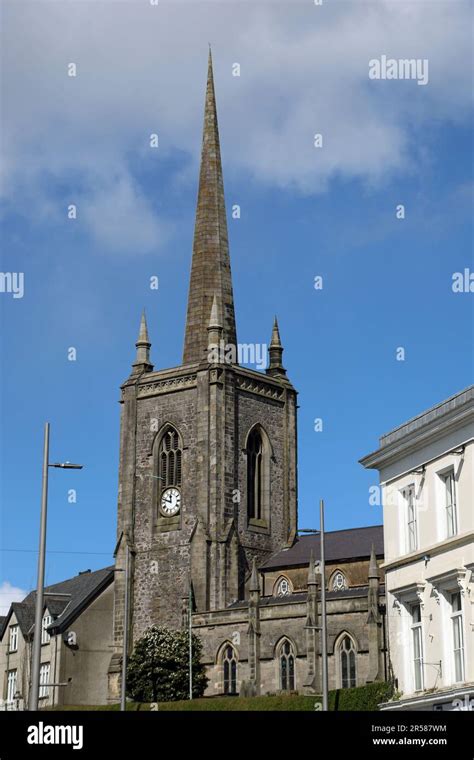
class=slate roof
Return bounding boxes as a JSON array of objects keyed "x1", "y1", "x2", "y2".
[
  {"x1": 260, "y1": 525, "x2": 384, "y2": 570},
  {"x1": 226, "y1": 584, "x2": 386, "y2": 610},
  {"x1": 0, "y1": 566, "x2": 114, "y2": 640}
]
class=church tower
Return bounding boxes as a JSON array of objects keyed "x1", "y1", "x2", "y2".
[{"x1": 108, "y1": 52, "x2": 298, "y2": 697}]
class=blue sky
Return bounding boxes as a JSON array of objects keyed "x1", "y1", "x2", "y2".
[{"x1": 1, "y1": 0, "x2": 473, "y2": 609}]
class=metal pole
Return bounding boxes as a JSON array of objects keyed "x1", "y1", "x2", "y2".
[
  {"x1": 188, "y1": 575, "x2": 193, "y2": 700},
  {"x1": 29, "y1": 422, "x2": 50, "y2": 711},
  {"x1": 120, "y1": 544, "x2": 130, "y2": 711},
  {"x1": 320, "y1": 498, "x2": 329, "y2": 711}
]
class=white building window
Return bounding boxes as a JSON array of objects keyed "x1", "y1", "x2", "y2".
[
  {"x1": 451, "y1": 591, "x2": 464, "y2": 683},
  {"x1": 403, "y1": 485, "x2": 417, "y2": 552},
  {"x1": 9, "y1": 625, "x2": 18, "y2": 652},
  {"x1": 7, "y1": 670, "x2": 17, "y2": 703},
  {"x1": 442, "y1": 470, "x2": 458, "y2": 538},
  {"x1": 41, "y1": 614, "x2": 51, "y2": 644},
  {"x1": 39, "y1": 663, "x2": 50, "y2": 698},
  {"x1": 410, "y1": 603, "x2": 424, "y2": 691}
]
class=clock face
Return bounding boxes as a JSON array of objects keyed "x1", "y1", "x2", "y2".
[{"x1": 160, "y1": 487, "x2": 181, "y2": 517}]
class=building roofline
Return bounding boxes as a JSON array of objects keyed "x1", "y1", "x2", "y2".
[
  {"x1": 360, "y1": 385, "x2": 474, "y2": 470},
  {"x1": 0, "y1": 566, "x2": 114, "y2": 640}
]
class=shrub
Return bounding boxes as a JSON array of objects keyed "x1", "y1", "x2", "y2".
[
  {"x1": 126, "y1": 625, "x2": 208, "y2": 702},
  {"x1": 328, "y1": 681, "x2": 394, "y2": 711}
]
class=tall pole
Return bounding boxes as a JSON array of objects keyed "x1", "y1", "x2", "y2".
[
  {"x1": 121, "y1": 544, "x2": 130, "y2": 712},
  {"x1": 320, "y1": 498, "x2": 329, "y2": 711},
  {"x1": 188, "y1": 574, "x2": 193, "y2": 700},
  {"x1": 29, "y1": 422, "x2": 50, "y2": 711}
]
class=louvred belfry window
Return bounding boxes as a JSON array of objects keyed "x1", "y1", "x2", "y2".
[{"x1": 159, "y1": 427, "x2": 182, "y2": 488}]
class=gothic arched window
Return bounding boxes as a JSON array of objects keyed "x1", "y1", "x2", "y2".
[
  {"x1": 279, "y1": 639, "x2": 295, "y2": 691},
  {"x1": 158, "y1": 426, "x2": 182, "y2": 489},
  {"x1": 338, "y1": 635, "x2": 357, "y2": 689},
  {"x1": 222, "y1": 644, "x2": 238, "y2": 695},
  {"x1": 247, "y1": 428, "x2": 263, "y2": 519}
]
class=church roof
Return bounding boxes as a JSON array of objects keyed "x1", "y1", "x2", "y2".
[
  {"x1": 226, "y1": 584, "x2": 385, "y2": 609},
  {"x1": 260, "y1": 524, "x2": 383, "y2": 570}
]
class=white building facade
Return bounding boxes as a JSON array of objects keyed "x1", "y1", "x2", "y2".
[{"x1": 361, "y1": 386, "x2": 474, "y2": 710}]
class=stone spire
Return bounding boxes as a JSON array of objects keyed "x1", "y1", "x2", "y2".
[
  {"x1": 132, "y1": 310, "x2": 153, "y2": 374},
  {"x1": 183, "y1": 49, "x2": 237, "y2": 364},
  {"x1": 266, "y1": 316, "x2": 286, "y2": 377}
]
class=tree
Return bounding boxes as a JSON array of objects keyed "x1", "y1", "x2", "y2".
[{"x1": 126, "y1": 625, "x2": 209, "y2": 702}]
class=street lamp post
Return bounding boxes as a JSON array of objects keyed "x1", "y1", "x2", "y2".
[
  {"x1": 299, "y1": 498, "x2": 328, "y2": 711},
  {"x1": 29, "y1": 422, "x2": 83, "y2": 711}
]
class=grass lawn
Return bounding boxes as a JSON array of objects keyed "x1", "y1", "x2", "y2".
[
  {"x1": 48, "y1": 694, "x2": 319, "y2": 711},
  {"x1": 47, "y1": 682, "x2": 393, "y2": 711}
]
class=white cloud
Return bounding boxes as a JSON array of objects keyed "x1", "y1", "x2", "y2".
[
  {"x1": 1, "y1": 0, "x2": 472, "y2": 252},
  {"x1": 0, "y1": 581, "x2": 27, "y2": 616}
]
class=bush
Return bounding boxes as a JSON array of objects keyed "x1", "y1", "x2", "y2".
[
  {"x1": 126, "y1": 625, "x2": 208, "y2": 703},
  {"x1": 328, "y1": 681, "x2": 394, "y2": 711}
]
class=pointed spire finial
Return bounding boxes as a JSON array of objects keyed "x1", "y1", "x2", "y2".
[
  {"x1": 183, "y1": 51, "x2": 238, "y2": 364},
  {"x1": 267, "y1": 315, "x2": 286, "y2": 377},
  {"x1": 308, "y1": 549, "x2": 317, "y2": 585},
  {"x1": 270, "y1": 316, "x2": 282, "y2": 348},
  {"x1": 207, "y1": 293, "x2": 224, "y2": 362},
  {"x1": 132, "y1": 309, "x2": 153, "y2": 373},
  {"x1": 368, "y1": 544, "x2": 379, "y2": 580},
  {"x1": 249, "y1": 557, "x2": 260, "y2": 593},
  {"x1": 208, "y1": 293, "x2": 222, "y2": 330},
  {"x1": 138, "y1": 309, "x2": 150, "y2": 344}
]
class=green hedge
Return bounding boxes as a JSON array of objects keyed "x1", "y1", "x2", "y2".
[{"x1": 327, "y1": 681, "x2": 394, "y2": 711}]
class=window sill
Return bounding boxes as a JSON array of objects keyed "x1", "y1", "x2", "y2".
[{"x1": 248, "y1": 518, "x2": 270, "y2": 534}]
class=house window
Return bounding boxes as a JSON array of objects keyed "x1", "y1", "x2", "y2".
[
  {"x1": 451, "y1": 591, "x2": 464, "y2": 683},
  {"x1": 158, "y1": 427, "x2": 182, "y2": 489},
  {"x1": 279, "y1": 640, "x2": 295, "y2": 691},
  {"x1": 39, "y1": 663, "x2": 50, "y2": 699},
  {"x1": 403, "y1": 485, "x2": 417, "y2": 552},
  {"x1": 339, "y1": 635, "x2": 357, "y2": 688},
  {"x1": 442, "y1": 471, "x2": 458, "y2": 538},
  {"x1": 275, "y1": 577, "x2": 292, "y2": 596},
  {"x1": 411, "y1": 603, "x2": 424, "y2": 691},
  {"x1": 247, "y1": 428, "x2": 263, "y2": 520},
  {"x1": 222, "y1": 645, "x2": 237, "y2": 695},
  {"x1": 6, "y1": 670, "x2": 17, "y2": 703},
  {"x1": 41, "y1": 614, "x2": 52, "y2": 644},
  {"x1": 9, "y1": 625, "x2": 18, "y2": 653},
  {"x1": 332, "y1": 571, "x2": 348, "y2": 592}
]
